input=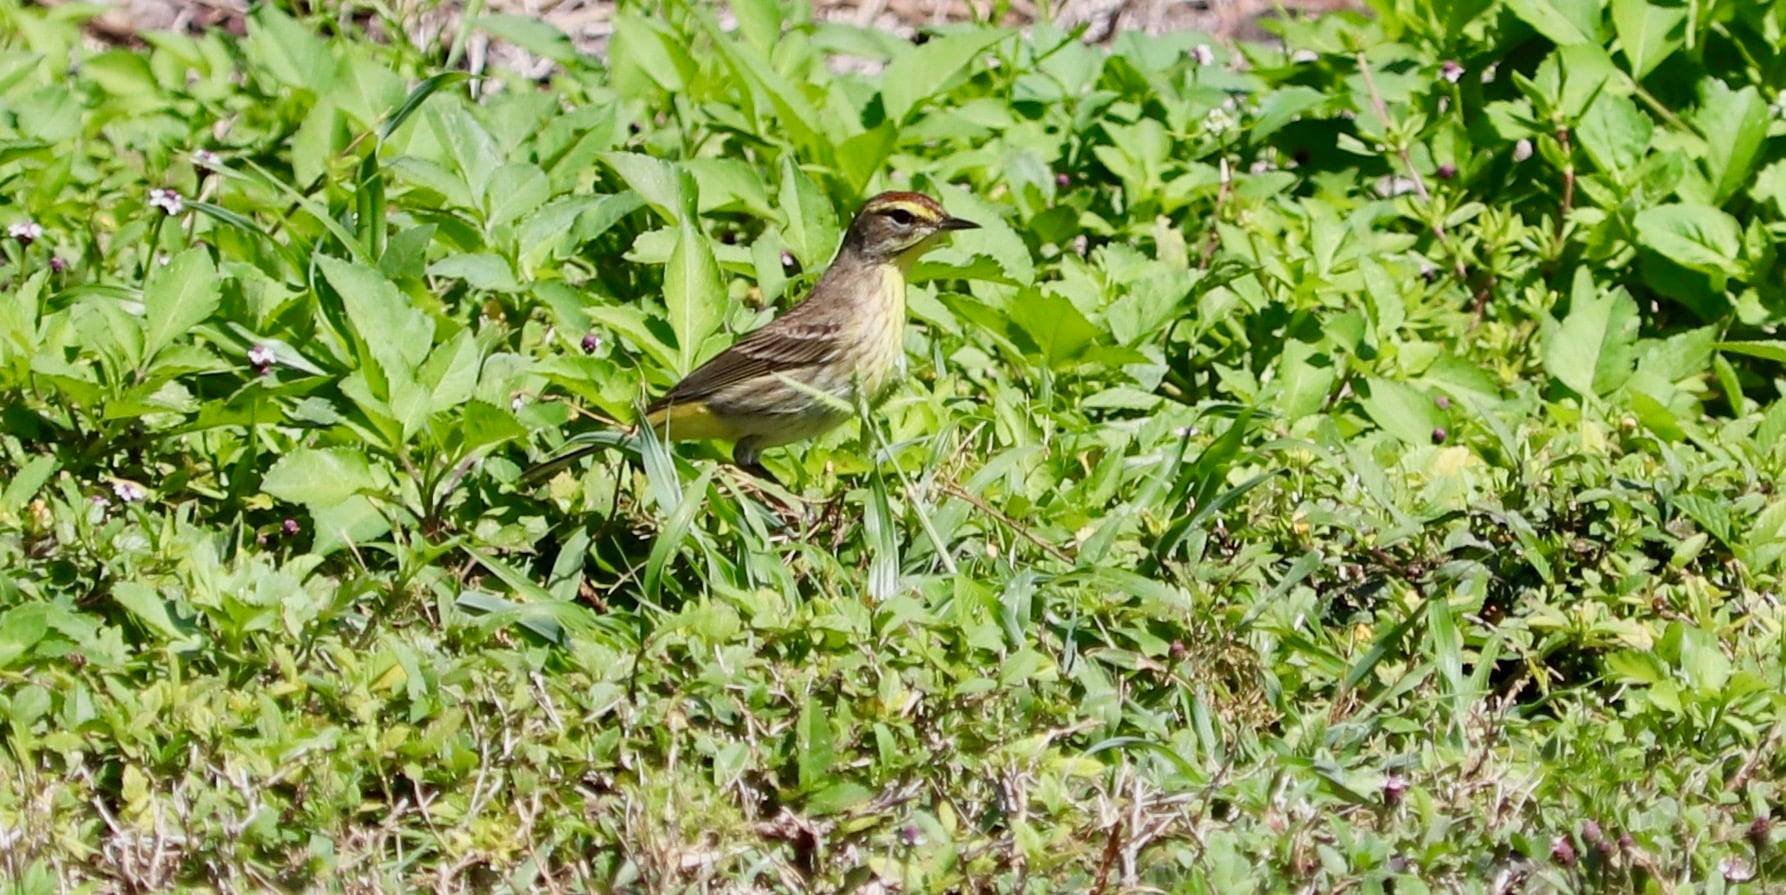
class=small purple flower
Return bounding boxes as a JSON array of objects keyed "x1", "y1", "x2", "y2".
[
  {"x1": 1055, "y1": 172, "x2": 1070, "y2": 188},
  {"x1": 248, "y1": 344, "x2": 276, "y2": 369},
  {"x1": 1190, "y1": 44, "x2": 1214, "y2": 66},
  {"x1": 192, "y1": 149, "x2": 221, "y2": 169},
  {"x1": 111, "y1": 480, "x2": 147, "y2": 503},
  {"x1": 1382, "y1": 775, "x2": 1409, "y2": 807},
  {"x1": 282, "y1": 518, "x2": 300, "y2": 537},
  {"x1": 49, "y1": 255, "x2": 66, "y2": 273},
  {"x1": 1440, "y1": 60, "x2": 1464, "y2": 83},
  {"x1": 8, "y1": 220, "x2": 43, "y2": 246},
  {"x1": 1436, "y1": 163, "x2": 1457, "y2": 180},
  {"x1": 1513, "y1": 139, "x2": 1533, "y2": 162},
  {"x1": 898, "y1": 823, "x2": 924, "y2": 847},
  {"x1": 148, "y1": 188, "x2": 185, "y2": 216},
  {"x1": 1434, "y1": 395, "x2": 1451, "y2": 410},
  {"x1": 1749, "y1": 817, "x2": 1772, "y2": 848},
  {"x1": 1551, "y1": 835, "x2": 1577, "y2": 867},
  {"x1": 581, "y1": 332, "x2": 601, "y2": 354}
]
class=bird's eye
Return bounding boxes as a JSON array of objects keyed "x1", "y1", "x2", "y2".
[{"x1": 885, "y1": 208, "x2": 915, "y2": 226}]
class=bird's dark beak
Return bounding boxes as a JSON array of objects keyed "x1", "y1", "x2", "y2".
[{"x1": 939, "y1": 217, "x2": 980, "y2": 231}]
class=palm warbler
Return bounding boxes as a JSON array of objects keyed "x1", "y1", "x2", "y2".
[{"x1": 528, "y1": 190, "x2": 977, "y2": 482}]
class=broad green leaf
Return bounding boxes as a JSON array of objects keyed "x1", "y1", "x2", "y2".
[
  {"x1": 797, "y1": 693, "x2": 836, "y2": 790},
  {"x1": 110, "y1": 583, "x2": 193, "y2": 644},
  {"x1": 778, "y1": 157, "x2": 841, "y2": 270},
  {"x1": 1633, "y1": 203, "x2": 1743, "y2": 279},
  {"x1": 881, "y1": 29, "x2": 1011, "y2": 123},
  {"x1": 1692, "y1": 81, "x2": 1768, "y2": 204},
  {"x1": 1577, "y1": 91, "x2": 1651, "y2": 174},
  {"x1": 1504, "y1": 0, "x2": 1604, "y2": 46},
  {"x1": 1360, "y1": 378, "x2": 1444, "y2": 445},
  {"x1": 0, "y1": 604, "x2": 47, "y2": 668},
  {"x1": 601, "y1": 152, "x2": 684, "y2": 224},
  {"x1": 262, "y1": 447, "x2": 378, "y2": 507},
  {"x1": 1719, "y1": 341, "x2": 1786, "y2": 365},
  {"x1": 483, "y1": 162, "x2": 550, "y2": 230},
  {"x1": 473, "y1": 14, "x2": 578, "y2": 64},
  {"x1": 428, "y1": 253, "x2": 521, "y2": 293},
  {"x1": 141, "y1": 248, "x2": 220, "y2": 362},
  {"x1": 246, "y1": 5, "x2": 335, "y2": 94},
  {"x1": 1008, "y1": 289, "x2": 1099, "y2": 365},
  {"x1": 318, "y1": 256, "x2": 435, "y2": 376},
  {"x1": 664, "y1": 218, "x2": 725, "y2": 373},
  {"x1": 1544, "y1": 267, "x2": 1638, "y2": 398},
  {"x1": 1610, "y1": 0, "x2": 1685, "y2": 79}
]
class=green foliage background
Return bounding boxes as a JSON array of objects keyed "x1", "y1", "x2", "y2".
[{"x1": 1, "y1": 0, "x2": 1784, "y2": 890}]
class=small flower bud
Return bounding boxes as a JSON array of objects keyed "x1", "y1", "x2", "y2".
[
  {"x1": 1440, "y1": 60, "x2": 1464, "y2": 83},
  {"x1": 1190, "y1": 44, "x2": 1214, "y2": 66},
  {"x1": 1434, "y1": 395, "x2": 1451, "y2": 410},
  {"x1": 780, "y1": 250, "x2": 798, "y2": 273},
  {"x1": 1551, "y1": 836, "x2": 1577, "y2": 866},
  {"x1": 899, "y1": 823, "x2": 924, "y2": 847},
  {"x1": 1749, "y1": 816, "x2": 1771, "y2": 849},
  {"x1": 192, "y1": 148, "x2": 221, "y2": 169},
  {"x1": 1436, "y1": 163, "x2": 1457, "y2": 180},
  {"x1": 248, "y1": 344, "x2": 276, "y2": 369},
  {"x1": 281, "y1": 518, "x2": 300, "y2": 537},
  {"x1": 1479, "y1": 62, "x2": 1498, "y2": 83},
  {"x1": 581, "y1": 332, "x2": 601, "y2": 354},
  {"x1": 1513, "y1": 139, "x2": 1533, "y2": 162},
  {"x1": 1290, "y1": 49, "x2": 1318, "y2": 64},
  {"x1": 49, "y1": 255, "x2": 66, "y2": 273},
  {"x1": 1382, "y1": 774, "x2": 1409, "y2": 807},
  {"x1": 1169, "y1": 640, "x2": 1187, "y2": 660},
  {"x1": 1055, "y1": 172, "x2": 1070, "y2": 187}
]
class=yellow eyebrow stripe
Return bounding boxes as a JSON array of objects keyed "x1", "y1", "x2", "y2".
[{"x1": 867, "y1": 199, "x2": 943, "y2": 221}]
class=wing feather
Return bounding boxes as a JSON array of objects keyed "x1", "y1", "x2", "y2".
[{"x1": 646, "y1": 306, "x2": 844, "y2": 413}]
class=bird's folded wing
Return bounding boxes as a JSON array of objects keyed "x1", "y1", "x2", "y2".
[{"x1": 647, "y1": 315, "x2": 844, "y2": 412}]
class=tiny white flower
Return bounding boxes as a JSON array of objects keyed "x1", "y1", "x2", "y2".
[
  {"x1": 1204, "y1": 107, "x2": 1234, "y2": 134},
  {"x1": 1513, "y1": 139, "x2": 1533, "y2": 162},
  {"x1": 192, "y1": 149, "x2": 221, "y2": 169},
  {"x1": 148, "y1": 188, "x2": 185, "y2": 216},
  {"x1": 1190, "y1": 44, "x2": 1214, "y2": 66},
  {"x1": 156, "y1": 253, "x2": 171, "y2": 267},
  {"x1": 1249, "y1": 158, "x2": 1275, "y2": 174},
  {"x1": 511, "y1": 395, "x2": 526, "y2": 413},
  {"x1": 1479, "y1": 62, "x2": 1498, "y2": 84},
  {"x1": 1440, "y1": 60, "x2": 1465, "y2": 83},
  {"x1": 8, "y1": 220, "x2": 43, "y2": 243},
  {"x1": 1290, "y1": 49, "x2": 1318, "y2": 64},
  {"x1": 111, "y1": 480, "x2": 147, "y2": 503},
  {"x1": 248, "y1": 344, "x2": 276, "y2": 367}
]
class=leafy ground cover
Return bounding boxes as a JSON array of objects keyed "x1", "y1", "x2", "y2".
[{"x1": 1, "y1": 0, "x2": 1784, "y2": 891}]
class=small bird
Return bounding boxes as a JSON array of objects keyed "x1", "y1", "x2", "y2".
[{"x1": 527, "y1": 190, "x2": 978, "y2": 484}]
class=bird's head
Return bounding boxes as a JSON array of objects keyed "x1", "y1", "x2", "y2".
[{"x1": 843, "y1": 191, "x2": 979, "y2": 265}]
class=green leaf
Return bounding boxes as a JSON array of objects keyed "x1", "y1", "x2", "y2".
[
  {"x1": 1577, "y1": 92, "x2": 1651, "y2": 174},
  {"x1": 1008, "y1": 289, "x2": 1099, "y2": 366},
  {"x1": 428, "y1": 253, "x2": 521, "y2": 293},
  {"x1": 381, "y1": 72, "x2": 470, "y2": 141},
  {"x1": 110, "y1": 583, "x2": 194, "y2": 644},
  {"x1": 1610, "y1": 0, "x2": 1685, "y2": 79},
  {"x1": 473, "y1": 14, "x2": 579, "y2": 64},
  {"x1": 1544, "y1": 267, "x2": 1639, "y2": 398},
  {"x1": 141, "y1": 248, "x2": 221, "y2": 362},
  {"x1": 664, "y1": 218, "x2": 725, "y2": 373},
  {"x1": 319, "y1": 256, "x2": 435, "y2": 376},
  {"x1": 246, "y1": 5, "x2": 335, "y2": 94},
  {"x1": 600, "y1": 152, "x2": 684, "y2": 224},
  {"x1": 1504, "y1": 0, "x2": 1604, "y2": 46},
  {"x1": 0, "y1": 604, "x2": 48, "y2": 668},
  {"x1": 777, "y1": 157, "x2": 841, "y2": 270},
  {"x1": 881, "y1": 29, "x2": 1010, "y2": 123},
  {"x1": 1360, "y1": 378, "x2": 1444, "y2": 445},
  {"x1": 1719, "y1": 341, "x2": 1786, "y2": 365},
  {"x1": 797, "y1": 693, "x2": 836, "y2": 790},
  {"x1": 262, "y1": 448, "x2": 378, "y2": 508},
  {"x1": 1691, "y1": 80, "x2": 1768, "y2": 205},
  {"x1": 483, "y1": 162, "x2": 550, "y2": 230},
  {"x1": 1633, "y1": 203, "x2": 1743, "y2": 279}
]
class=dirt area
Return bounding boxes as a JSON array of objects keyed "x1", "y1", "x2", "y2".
[{"x1": 73, "y1": 0, "x2": 1363, "y2": 63}]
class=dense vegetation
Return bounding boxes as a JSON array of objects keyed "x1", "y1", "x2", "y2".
[{"x1": 1, "y1": 0, "x2": 1783, "y2": 890}]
